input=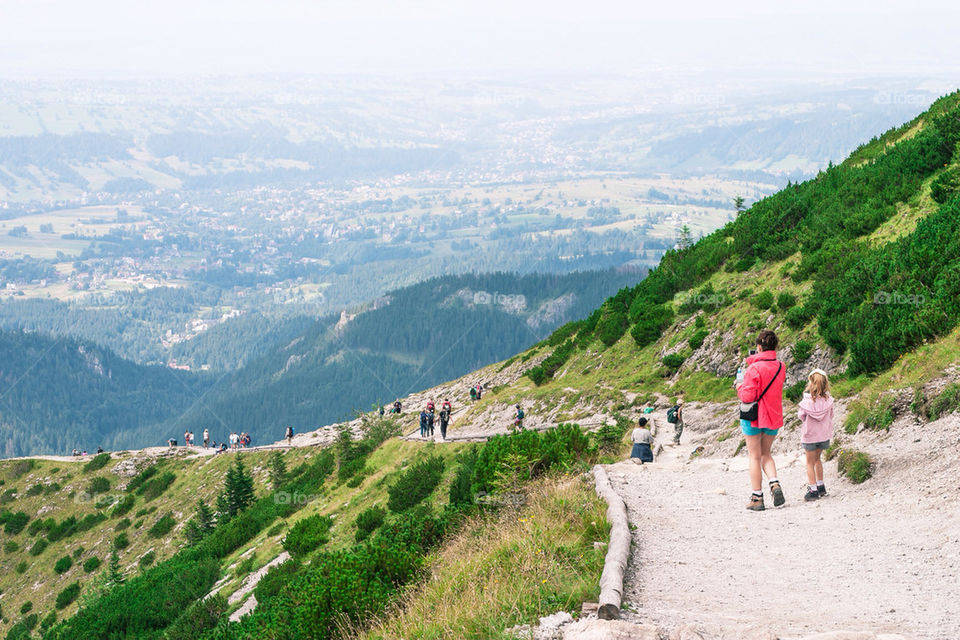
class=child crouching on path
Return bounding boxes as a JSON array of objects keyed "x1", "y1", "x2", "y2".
[{"x1": 798, "y1": 368, "x2": 834, "y2": 501}]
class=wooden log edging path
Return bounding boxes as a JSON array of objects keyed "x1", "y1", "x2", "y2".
[{"x1": 592, "y1": 464, "x2": 631, "y2": 620}]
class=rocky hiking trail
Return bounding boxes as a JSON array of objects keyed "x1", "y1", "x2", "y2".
[{"x1": 592, "y1": 415, "x2": 960, "y2": 640}]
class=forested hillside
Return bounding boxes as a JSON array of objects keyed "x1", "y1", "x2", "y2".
[
  {"x1": 0, "y1": 330, "x2": 207, "y2": 457},
  {"x1": 162, "y1": 270, "x2": 639, "y2": 445}
]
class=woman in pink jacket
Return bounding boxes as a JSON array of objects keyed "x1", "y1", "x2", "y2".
[
  {"x1": 736, "y1": 330, "x2": 786, "y2": 511},
  {"x1": 797, "y1": 369, "x2": 834, "y2": 502}
]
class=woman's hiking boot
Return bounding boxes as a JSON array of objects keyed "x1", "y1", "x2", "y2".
[
  {"x1": 817, "y1": 483, "x2": 827, "y2": 497},
  {"x1": 746, "y1": 494, "x2": 765, "y2": 511},
  {"x1": 770, "y1": 481, "x2": 785, "y2": 507},
  {"x1": 804, "y1": 488, "x2": 819, "y2": 502}
]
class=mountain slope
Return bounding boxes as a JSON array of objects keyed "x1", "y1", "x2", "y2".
[{"x1": 0, "y1": 330, "x2": 207, "y2": 457}]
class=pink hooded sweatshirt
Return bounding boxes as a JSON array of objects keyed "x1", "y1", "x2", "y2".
[
  {"x1": 737, "y1": 351, "x2": 785, "y2": 430},
  {"x1": 797, "y1": 393, "x2": 834, "y2": 444}
]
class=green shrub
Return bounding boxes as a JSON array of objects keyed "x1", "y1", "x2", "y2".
[
  {"x1": 926, "y1": 382, "x2": 960, "y2": 420},
  {"x1": 0, "y1": 488, "x2": 17, "y2": 504},
  {"x1": 25, "y1": 483, "x2": 44, "y2": 497},
  {"x1": 8, "y1": 460, "x2": 34, "y2": 479},
  {"x1": 776, "y1": 291, "x2": 797, "y2": 311},
  {"x1": 3, "y1": 511, "x2": 30, "y2": 535},
  {"x1": 164, "y1": 593, "x2": 226, "y2": 640},
  {"x1": 253, "y1": 558, "x2": 302, "y2": 603},
  {"x1": 54, "y1": 555, "x2": 73, "y2": 574},
  {"x1": 139, "y1": 471, "x2": 176, "y2": 501},
  {"x1": 40, "y1": 611, "x2": 57, "y2": 633},
  {"x1": 4, "y1": 541, "x2": 18, "y2": 553},
  {"x1": 83, "y1": 556, "x2": 102, "y2": 573},
  {"x1": 629, "y1": 303, "x2": 674, "y2": 348},
  {"x1": 283, "y1": 514, "x2": 333, "y2": 557},
  {"x1": 139, "y1": 550, "x2": 156, "y2": 569},
  {"x1": 354, "y1": 506, "x2": 386, "y2": 542},
  {"x1": 387, "y1": 456, "x2": 445, "y2": 513},
  {"x1": 527, "y1": 339, "x2": 576, "y2": 385},
  {"x1": 784, "y1": 380, "x2": 806, "y2": 403},
  {"x1": 837, "y1": 449, "x2": 874, "y2": 484},
  {"x1": 15, "y1": 561, "x2": 27, "y2": 574},
  {"x1": 844, "y1": 397, "x2": 895, "y2": 434},
  {"x1": 87, "y1": 476, "x2": 110, "y2": 495},
  {"x1": 148, "y1": 514, "x2": 176, "y2": 539},
  {"x1": 688, "y1": 328, "x2": 709, "y2": 350},
  {"x1": 752, "y1": 289, "x2": 774, "y2": 310},
  {"x1": 126, "y1": 465, "x2": 157, "y2": 493},
  {"x1": 662, "y1": 353, "x2": 686, "y2": 371},
  {"x1": 267, "y1": 522, "x2": 285, "y2": 537},
  {"x1": 114, "y1": 532, "x2": 129, "y2": 550},
  {"x1": 785, "y1": 304, "x2": 814, "y2": 329},
  {"x1": 111, "y1": 494, "x2": 136, "y2": 518},
  {"x1": 83, "y1": 453, "x2": 111, "y2": 473},
  {"x1": 546, "y1": 320, "x2": 583, "y2": 346},
  {"x1": 20, "y1": 601, "x2": 33, "y2": 615},
  {"x1": 55, "y1": 582, "x2": 82, "y2": 609},
  {"x1": 44, "y1": 482, "x2": 62, "y2": 494},
  {"x1": 116, "y1": 517, "x2": 131, "y2": 531},
  {"x1": 73, "y1": 546, "x2": 84, "y2": 558},
  {"x1": 29, "y1": 538, "x2": 48, "y2": 556},
  {"x1": 448, "y1": 447, "x2": 479, "y2": 508},
  {"x1": 792, "y1": 339, "x2": 814, "y2": 362},
  {"x1": 931, "y1": 165, "x2": 960, "y2": 204},
  {"x1": 472, "y1": 424, "x2": 593, "y2": 495},
  {"x1": 595, "y1": 308, "x2": 629, "y2": 347}
]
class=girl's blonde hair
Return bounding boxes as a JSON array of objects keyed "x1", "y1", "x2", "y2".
[{"x1": 805, "y1": 369, "x2": 831, "y2": 400}]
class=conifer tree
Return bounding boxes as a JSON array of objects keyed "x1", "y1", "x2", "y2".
[
  {"x1": 269, "y1": 451, "x2": 287, "y2": 490},
  {"x1": 184, "y1": 500, "x2": 216, "y2": 545},
  {"x1": 106, "y1": 551, "x2": 125, "y2": 587},
  {"x1": 224, "y1": 454, "x2": 255, "y2": 518}
]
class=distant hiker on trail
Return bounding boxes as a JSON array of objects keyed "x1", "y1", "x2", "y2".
[
  {"x1": 469, "y1": 386, "x2": 478, "y2": 401},
  {"x1": 798, "y1": 369, "x2": 834, "y2": 502},
  {"x1": 427, "y1": 400, "x2": 435, "y2": 413},
  {"x1": 736, "y1": 329, "x2": 786, "y2": 511},
  {"x1": 203, "y1": 429, "x2": 210, "y2": 448},
  {"x1": 285, "y1": 425, "x2": 294, "y2": 446},
  {"x1": 393, "y1": 400, "x2": 402, "y2": 415},
  {"x1": 229, "y1": 432, "x2": 238, "y2": 449},
  {"x1": 427, "y1": 410, "x2": 435, "y2": 437},
  {"x1": 439, "y1": 405, "x2": 450, "y2": 439},
  {"x1": 184, "y1": 431, "x2": 191, "y2": 447},
  {"x1": 630, "y1": 417, "x2": 654, "y2": 464},
  {"x1": 442, "y1": 399, "x2": 452, "y2": 413},
  {"x1": 514, "y1": 404, "x2": 525, "y2": 430},
  {"x1": 379, "y1": 404, "x2": 385, "y2": 417},
  {"x1": 168, "y1": 439, "x2": 177, "y2": 449},
  {"x1": 97, "y1": 446, "x2": 104, "y2": 454},
  {"x1": 667, "y1": 400, "x2": 684, "y2": 444},
  {"x1": 476, "y1": 383, "x2": 483, "y2": 400},
  {"x1": 419, "y1": 410, "x2": 429, "y2": 438},
  {"x1": 72, "y1": 449, "x2": 79, "y2": 457}
]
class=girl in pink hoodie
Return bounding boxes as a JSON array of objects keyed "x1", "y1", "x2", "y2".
[{"x1": 797, "y1": 369, "x2": 834, "y2": 502}]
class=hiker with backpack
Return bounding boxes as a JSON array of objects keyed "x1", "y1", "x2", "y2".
[
  {"x1": 469, "y1": 386, "x2": 478, "y2": 401},
  {"x1": 442, "y1": 399, "x2": 452, "y2": 413},
  {"x1": 285, "y1": 425, "x2": 294, "y2": 446},
  {"x1": 798, "y1": 369, "x2": 834, "y2": 501},
  {"x1": 514, "y1": 404, "x2": 525, "y2": 430},
  {"x1": 427, "y1": 400, "x2": 435, "y2": 413},
  {"x1": 439, "y1": 404, "x2": 451, "y2": 439},
  {"x1": 419, "y1": 409, "x2": 429, "y2": 438},
  {"x1": 427, "y1": 410, "x2": 435, "y2": 437},
  {"x1": 393, "y1": 400, "x2": 402, "y2": 415},
  {"x1": 736, "y1": 330, "x2": 787, "y2": 511},
  {"x1": 476, "y1": 383, "x2": 483, "y2": 400},
  {"x1": 630, "y1": 417, "x2": 654, "y2": 464},
  {"x1": 667, "y1": 401, "x2": 684, "y2": 444}
]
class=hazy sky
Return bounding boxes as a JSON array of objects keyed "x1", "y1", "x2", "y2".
[{"x1": 1, "y1": 0, "x2": 959, "y2": 77}]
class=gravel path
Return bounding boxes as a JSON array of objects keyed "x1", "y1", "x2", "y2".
[{"x1": 604, "y1": 417, "x2": 960, "y2": 640}]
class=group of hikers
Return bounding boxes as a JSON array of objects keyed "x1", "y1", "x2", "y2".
[
  {"x1": 630, "y1": 329, "x2": 834, "y2": 509},
  {"x1": 419, "y1": 399, "x2": 453, "y2": 439},
  {"x1": 169, "y1": 429, "x2": 252, "y2": 451}
]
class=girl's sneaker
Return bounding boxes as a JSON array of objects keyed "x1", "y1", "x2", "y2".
[
  {"x1": 746, "y1": 494, "x2": 765, "y2": 511},
  {"x1": 817, "y1": 484, "x2": 827, "y2": 497},
  {"x1": 804, "y1": 488, "x2": 819, "y2": 502},
  {"x1": 770, "y1": 481, "x2": 785, "y2": 507}
]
